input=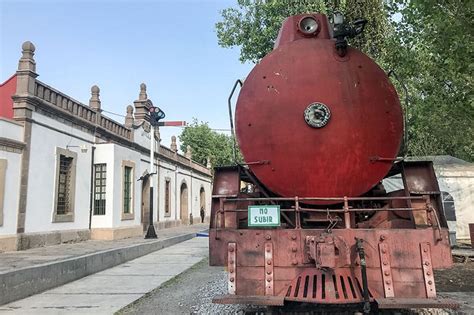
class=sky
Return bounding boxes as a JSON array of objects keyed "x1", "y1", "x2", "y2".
[{"x1": 0, "y1": 0, "x2": 253, "y2": 150}]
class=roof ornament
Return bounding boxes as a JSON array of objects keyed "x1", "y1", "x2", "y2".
[
  {"x1": 171, "y1": 136, "x2": 177, "y2": 152},
  {"x1": 125, "y1": 105, "x2": 134, "y2": 128},
  {"x1": 139, "y1": 83, "x2": 147, "y2": 100},
  {"x1": 185, "y1": 145, "x2": 192, "y2": 159},
  {"x1": 89, "y1": 85, "x2": 101, "y2": 111},
  {"x1": 18, "y1": 41, "x2": 36, "y2": 72}
]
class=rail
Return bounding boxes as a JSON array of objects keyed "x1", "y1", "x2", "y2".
[
  {"x1": 213, "y1": 195, "x2": 441, "y2": 236},
  {"x1": 35, "y1": 80, "x2": 132, "y2": 140}
]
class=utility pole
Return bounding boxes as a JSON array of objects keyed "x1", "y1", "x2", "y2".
[
  {"x1": 144, "y1": 106, "x2": 165, "y2": 239},
  {"x1": 140, "y1": 106, "x2": 186, "y2": 239}
]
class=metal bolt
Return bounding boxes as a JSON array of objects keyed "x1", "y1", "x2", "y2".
[
  {"x1": 383, "y1": 261, "x2": 388, "y2": 266},
  {"x1": 423, "y1": 248, "x2": 428, "y2": 253},
  {"x1": 292, "y1": 259, "x2": 298, "y2": 265},
  {"x1": 267, "y1": 277, "x2": 272, "y2": 282},
  {"x1": 291, "y1": 246, "x2": 297, "y2": 252},
  {"x1": 229, "y1": 268, "x2": 234, "y2": 273},
  {"x1": 265, "y1": 234, "x2": 271, "y2": 240},
  {"x1": 384, "y1": 271, "x2": 390, "y2": 276},
  {"x1": 229, "y1": 277, "x2": 234, "y2": 282},
  {"x1": 380, "y1": 235, "x2": 386, "y2": 241},
  {"x1": 267, "y1": 260, "x2": 272, "y2": 265},
  {"x1": 385, "y1": 280, "x2": 391, "y2": 285},
  {"x1": 266, "y1": 248, "x2": 271, "y2": 253},
  {"x1": 291, "y1": 235, "x2": 297, "y2": 240},
  {"x1": 428, "y1": 280, "x2": 433, "y2": 285},
  {"x1": 229, "y1": 247, "x2": 234, "y2": 252},
  {"x1": 427, "y1": 271, "x2": 432, "y2": 276},
  {"x1": 266, "y1": 270, "x2": 272, "y2": 275},
  {"x1": 381, "y1": 248, "x2": 387, "y2": 254},
  {"x1": 229, "y1": 260, "x2": 234, "y2": 264},
  {"x1": 424, "y1": 261, "x2": 430, "y2": 266}
]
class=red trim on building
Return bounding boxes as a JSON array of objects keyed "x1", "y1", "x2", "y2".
[
  {"x1": 0, "y1": 73, "x2": 16, "y2": 119},
  {"x1": 0, "y1": 74, "x2": 17, "y2": 119}
]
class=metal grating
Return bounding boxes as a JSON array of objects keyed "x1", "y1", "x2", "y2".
[
  {"x1": 284, "y1": 270, "x2": 372, "y2": 304},
  {"x1": 57, "y1": 155, "x2": 73, "y2": 214}
]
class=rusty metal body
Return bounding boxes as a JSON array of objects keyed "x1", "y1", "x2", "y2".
[
  {"x1": 235, "y1": 14, "x2": 403, "y2": 204},
  {"x1": 211, "y1": 13, "x2": 457, "y2": 311},
  {"x1": 209, "y1": 161, "x2": 456, "y2": 310}
]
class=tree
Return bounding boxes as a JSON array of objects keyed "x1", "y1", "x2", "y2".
[
  {"x1": 385, "y1": 1, "x2": 474, "y2": 161},
  {"x1": 215, "y1": 0, "x2": 390, "y2": 63},
  {"x1": 179, "y1": 119, "x2": 242, "y2": 167},
  {"x1": 216, "y1": 0, "x2": 474, "y2": 161}
]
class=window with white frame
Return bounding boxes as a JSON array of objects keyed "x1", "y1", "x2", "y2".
[{"x1": 94, "y1": 164, "x2": 106, "y2": 215}]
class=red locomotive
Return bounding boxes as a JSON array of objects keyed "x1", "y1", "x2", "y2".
[{"x1": 210, "y1": 13, "x2": 456, "y2": 312}]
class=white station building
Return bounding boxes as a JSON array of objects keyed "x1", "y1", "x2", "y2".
[{"x1": 0, "y1": 42, "x2": 212, "y2": 251}]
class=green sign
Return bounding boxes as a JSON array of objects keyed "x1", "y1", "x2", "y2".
[{"x1": 248, "y1": 205, "x2": 280, "y2": 227}]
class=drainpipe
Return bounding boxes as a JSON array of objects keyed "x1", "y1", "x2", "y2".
[
  {"x1": 88, "y1": 146, "x2": 96, "y2": 230},
  {"x1": 175, "y1": 166, "x2": 178, "y2": 221}
]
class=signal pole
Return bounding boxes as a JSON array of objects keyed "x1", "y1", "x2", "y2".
[
  {"x1": 144, "y1": 121, "x2": 158, "y2": 239},
  {"x1": 142, "y1": 106, "x2": 185, "y2": 239}
]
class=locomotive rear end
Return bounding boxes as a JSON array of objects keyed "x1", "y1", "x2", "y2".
[
  {"x1": 209, "y1": 12, "x2": 458, "y2": 312},
  {"x1": 209, "y1": 162, "x2": 456, "y2": 311}
]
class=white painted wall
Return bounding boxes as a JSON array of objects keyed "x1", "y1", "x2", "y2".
[
  {"x1": 91, "y1": 143, "x2": 115, "y2": 228},
  {"x1": 383, "y1": 164, "x2": 474, "y2": 240},
  {"x1": 0, "y1": 118, "x2": 23, "y2": 236},
  {"x1": 0, "y1": 152, "x2": 21, "y2": 236},
  {"x1": 0, "y1": 118, "x2": 23, "y2": 141},
  {"x1": 437, "y1": 166, "x2": 474, "y2": 240},
  {"x1": 24, "y1": 112, "x2": 94, "y2": 233},
  {"x1": 111, "y1": 144, "x2": 142, "y2": 228},
  {"x1": 2, "y1": 110, "x2": 212, "y2": 236}
]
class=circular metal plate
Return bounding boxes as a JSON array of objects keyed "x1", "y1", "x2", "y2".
[{"x1": 304, "y1": 102, "x2": 331, "y2": 128}]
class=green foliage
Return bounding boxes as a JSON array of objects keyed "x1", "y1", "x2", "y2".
[
  {"x1": 216, "y1": 0, "x2": 474, "y2": 161},
  {"x1": 179, "y1": 119, "x2": 242, "y2": 167},
  {"x1": 215, "y1": 0, "x2": 389, "y2": 63},
  {"x1": 386, "y1": 0, "x2": 474, "y2": 161},
  {"x1": 216, "y1": 0, "x2": 328, "y2": 63}
]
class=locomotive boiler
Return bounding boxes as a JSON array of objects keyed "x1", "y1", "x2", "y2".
[{"x1": 209, "y1": 13, "x2": 456, "y2": 312}]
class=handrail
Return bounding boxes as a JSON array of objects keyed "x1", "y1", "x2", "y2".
[
  {"x1": 215, "y1": 194, "x2": 432, "y2": 230},
  {"x1": 227, "y1": 79, "x2": 243, "y2": 163},
  {"x1": 223, "y1": 196, "x2": 426, "y2": 202}
]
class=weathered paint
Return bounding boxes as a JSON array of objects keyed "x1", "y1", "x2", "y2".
[{"x1": 235, "y1": 14, "x2": 403, "y2": 203}]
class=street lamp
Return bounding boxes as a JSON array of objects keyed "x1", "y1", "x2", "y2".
[{"x1": 144, "y1": 106, "x2": 166, "y2": 239}]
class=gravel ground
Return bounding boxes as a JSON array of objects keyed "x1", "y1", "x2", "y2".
[
  {"x1": 117, "y1": 258, "x2": 256, "y2": 315},
  {"x1": 117, "y1": 258, "x2": 474, "y2": 315}
]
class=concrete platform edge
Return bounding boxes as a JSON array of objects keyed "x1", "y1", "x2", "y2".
[{"x1": 0, "y1": 232, "x2": 199, "y2": 306}]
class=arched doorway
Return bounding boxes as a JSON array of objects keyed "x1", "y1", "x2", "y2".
[
  {"x1": 141, "y1": 176, "x2": 150, "y2": 231},
  {"x1": 180, "y1": 182, "x2": 189, "y2": 224},
  {"x1": 199, "y1": 187, "x2": 206, "y2": 223}
]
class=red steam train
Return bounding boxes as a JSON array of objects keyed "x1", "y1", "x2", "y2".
[{"x1": 209, "y1": 13, "x2": 456, "y2": 313}]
